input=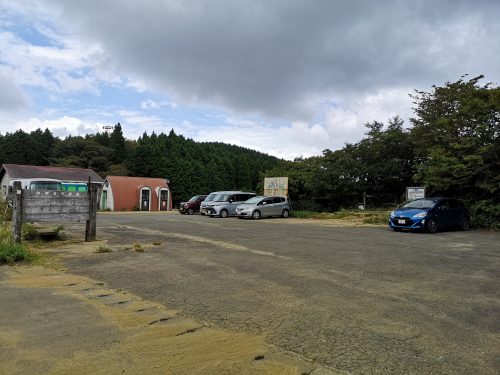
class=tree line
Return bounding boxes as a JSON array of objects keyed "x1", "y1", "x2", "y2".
[
  {"x1": 263, "y1": 76, "x2": 499, "y2": 228},
  {"x1": 0, "y1": 124, "x2": 279, "y2": 206},
  {"x1": 0, "y1": 76, "x2": 498, "y2": 227}
]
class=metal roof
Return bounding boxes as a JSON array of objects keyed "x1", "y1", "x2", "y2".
[{"x1": 0, "y1": 164, "x2": 104, "y2": 184}]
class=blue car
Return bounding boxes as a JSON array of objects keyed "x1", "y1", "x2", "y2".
[{"x1": 389, "y1": 197, "x2": 470, "y2": 233}]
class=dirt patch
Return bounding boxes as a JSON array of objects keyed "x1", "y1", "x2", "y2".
[{"x1": 0, "y1": 266, "x2": 327, "y2": 375}]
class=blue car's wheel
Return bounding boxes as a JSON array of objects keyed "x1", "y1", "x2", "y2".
[{"x1": 426, "y1": 218, "x2": 438, "y2": 234}]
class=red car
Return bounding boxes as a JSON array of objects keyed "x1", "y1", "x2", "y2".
[{"x1": 178, "y1": 195, "x2": 207, "y2": 215}]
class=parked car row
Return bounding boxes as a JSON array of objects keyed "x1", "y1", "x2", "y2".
[
  {"x1": 180, "y1": 190, "x2": 290, "y2": 219},
  {"x1": 180, "y1": 193, "x2": 469, "y2": 231}
]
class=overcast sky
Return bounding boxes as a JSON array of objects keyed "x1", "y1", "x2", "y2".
[{"x1": 0, "y1": 0, "x2": 498, "y2": 159}]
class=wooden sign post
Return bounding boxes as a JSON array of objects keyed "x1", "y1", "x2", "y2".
[{"x1": 11, "y1": 181, "x2": 23, "y2": 244}]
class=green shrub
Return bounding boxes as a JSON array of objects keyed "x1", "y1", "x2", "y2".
[
  {"x1": 0, "y1": 240, "x2": 34, "y2": 265},
  {"x1": 22, "y1": 223, "x2": 39, "y2": 240},
  {"x1": 53, "y1": 225, "x2": 67, "y2": 241},
  {"x1": 469, "y1": 201, "x2": 500, "y2": 230}
]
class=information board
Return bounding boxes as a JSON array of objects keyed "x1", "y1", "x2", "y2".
[
  {"x1": 264, "y1": 177, "x2": 289, "y2": 196},
  {"x1": 406, "y1": 187, "x2": 425, "y2": 201}
]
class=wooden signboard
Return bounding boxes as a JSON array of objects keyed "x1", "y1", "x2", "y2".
[
  {"x1": 263, "y1": 177, "x2": 289, "y2": 196},
  {"x1": 9, "y1": 181, "x2": 98, "y2": 243}
]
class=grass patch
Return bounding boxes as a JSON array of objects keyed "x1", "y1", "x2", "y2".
[
  {"x1": 0, "y1": 199, "x2": 12, "y2": 223},
  {"x1": 362, "y1": 212, "x2": 390, "y2": 225},
  {"x1": 0, "y1": 225, "x2": 11, "y2": 241},
  {"x1": 95, "y1": 244, "x2": 112, "y2": 253},
  {"x1": 152, "y1": 240, "x2": 162, "y2": 246},
  {"x1": 0, "y1": 241, "x2": 35, "y2": 264},
  {"x1": 133, "y1": 242, "x2": 145, "y2": 252},
  {"x1": 0, "y1": 226, "x2": 36, "y2": 265},
  {"x1": 291, "y1": 208, "x2": 391, "y2": 224}
]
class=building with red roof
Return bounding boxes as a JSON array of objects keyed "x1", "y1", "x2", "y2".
[{"x1": 101, "y1": 176, "x2": 172, "y2": 211}]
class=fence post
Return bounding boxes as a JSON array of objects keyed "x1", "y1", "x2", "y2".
[
  {"x1": 11, "y1": 181, "x2": 23, "y2": 244},
  {"x1": 85, "y1": 183, "x2": 97, "y2": 242}
]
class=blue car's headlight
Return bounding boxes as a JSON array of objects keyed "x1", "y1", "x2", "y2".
[
  {"x1": 413, "y1": 212, "x2": 427, "y2": 218},
  {"x1": 390, "y1": 211, "x2": 395, "y2": 218}
]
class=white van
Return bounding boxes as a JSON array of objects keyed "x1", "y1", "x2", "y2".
[{"x1": 11, "y1": 178, "x2": 63, "y2": 191}]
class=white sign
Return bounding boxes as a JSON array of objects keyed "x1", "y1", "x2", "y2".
[
  {"x1": 264, "y1": 177, "x2": 288, "y2": 196},
  {"x1": 406, "y1": 187, "x2": 425, "y2": 201}
]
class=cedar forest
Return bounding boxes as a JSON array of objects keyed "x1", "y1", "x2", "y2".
[{"x1": 1, "y1": 77, "x2": 498, "y2": 228}]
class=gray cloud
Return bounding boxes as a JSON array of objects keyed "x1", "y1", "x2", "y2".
[
  {"x1": 52, "y1": 0, "x2": 500, "y2": 122},
  {"x1": 0, "y1": 72, "x2": 28, "y2": 111}
]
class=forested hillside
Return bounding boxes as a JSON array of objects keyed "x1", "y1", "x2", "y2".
[{"x1": 0, "y1": 126, "x2": 279, "y2": 205}]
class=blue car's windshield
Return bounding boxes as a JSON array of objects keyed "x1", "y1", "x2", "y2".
[{"x1": 403, "y1": 199, "x2": 438, "y2": 209}]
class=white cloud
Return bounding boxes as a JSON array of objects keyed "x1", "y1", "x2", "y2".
[
  {"x1": 0, "y1": 72, "x2": 29, "y2": 111},
  {"x1": 140, "y1": 99, "x2": 178, "y2": 110},
  {"x1": 0, "y1": 30, "x2": 107, "y2": 94},
  {"x1": 1, "y1": 116, "x2": 103, "y2": 137},
  {"x1": 140, "y1": 100, "x2": 160, "y2": 110}
]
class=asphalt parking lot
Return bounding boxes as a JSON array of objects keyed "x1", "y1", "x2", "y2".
[{"x1": 62, "y1": 212, "x2": 500, "y2": 375}]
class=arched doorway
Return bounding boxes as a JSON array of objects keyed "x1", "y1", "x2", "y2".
[
  {"x1": 159, "y1": 188, "x2": 170, "y2": 211},
  {"x1": 139, "y1": 187, "x2": 151, "y2": 211}
]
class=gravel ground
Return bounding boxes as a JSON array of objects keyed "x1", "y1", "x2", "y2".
[{"x1": 63, "y1": 212, "x2": 500, "y2": 375}]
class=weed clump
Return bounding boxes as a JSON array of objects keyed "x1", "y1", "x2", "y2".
[
  {"x1": 152, "y1": 240, "x2": 161, "y2": 246},
  {"x1": 22, "y1": 223, "x2": 39, "y2": 240},
  {"x1": 95, "y1": 245, "x2": 112, "y2": 253},
  {"x1": 53, "y1": 225, "x2": 67, "y2": 241},
  {"x1": 0, "y1": 241, "x2": 34, "y2": 264},
  {"x1": 133, "y1": 242, "x2": 145, "y2": 252}
]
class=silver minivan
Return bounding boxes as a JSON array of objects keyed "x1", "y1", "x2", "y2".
[
  {"x1": 206, "y1": 191, "x2": 256, "y2": 218},
  {"x1": 235, "y1": 196, "x2": 290, "y2": 219},
  {"x1": 200, "y1": 191, "x2": 224, "y2": 215}
]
